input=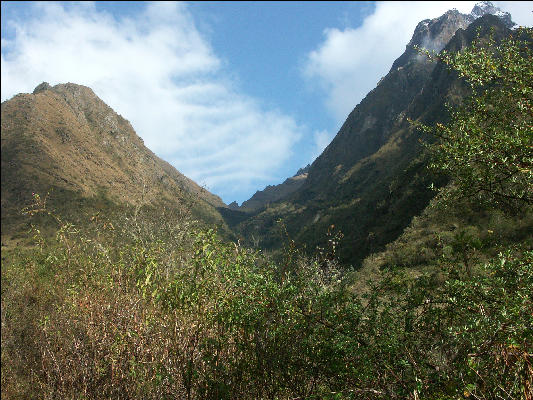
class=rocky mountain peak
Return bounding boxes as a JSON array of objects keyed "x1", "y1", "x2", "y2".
[
  {"x1": 470, "y1": 1, "x2": 515, "y2": 28},
  {"x1": 391, "y1": 1, "x2": 515, "y2": 71},
  {"x1": 391, "y1": 9, "x2": 472, "y2": 70},
  {"x1": 32, "y1": 82, "x2": 52, "y2": 94}
]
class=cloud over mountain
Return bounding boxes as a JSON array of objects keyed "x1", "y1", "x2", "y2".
[
  {"x1": 302, "y1": 1, "x2": 531, "y2": 123},
  {"x1": 1, "y1": 2, "x2": 303, "y2": 203}
]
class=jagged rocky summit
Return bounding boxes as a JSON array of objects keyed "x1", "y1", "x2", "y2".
[
  {"x1": 392, "y1": 1, "x2": 514, "y2": 71},
  {"x1": 470, "y1": 1, "x2": 514, "y2": 27}
]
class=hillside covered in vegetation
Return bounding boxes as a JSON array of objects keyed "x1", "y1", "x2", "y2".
[{"x1": 1, "y1": 8, "x2": 532, "y2": 400}]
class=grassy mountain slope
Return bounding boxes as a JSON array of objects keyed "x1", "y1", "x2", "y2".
[{"x1": 1, "y1": 82, "x2": 229, "y2": 242}]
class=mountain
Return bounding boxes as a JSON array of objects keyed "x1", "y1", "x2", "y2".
[
  {"x1": 470, "y1": 1, "x2": 514, "y2": 27},
  {"x1": 228, "y1": 4, "x2": 516, "y2": 266},
  {"x1": 1, "y1": 82, "x2": 228, "y2": 240},
  {"x1": 237, "y1": 168, "x2": 309, "y2": 213}
]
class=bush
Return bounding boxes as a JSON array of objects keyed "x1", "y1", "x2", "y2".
[
  {"x1": 416, "y1": 28, "x2": 533, "y2": 210},
  {"x1": 2, "y1": 194, "x2": 531, "y2": 399}
]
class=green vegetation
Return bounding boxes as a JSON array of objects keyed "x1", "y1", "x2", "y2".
[
  {"x1": 416, "y1": 27, "x2": 532, "y2": 210},
  {"x1": 2, "y1": 25, "x2": 532, "y2": 400},
  {"x1": 2, "y1": 192, "x2": 531, "y2": 399}
]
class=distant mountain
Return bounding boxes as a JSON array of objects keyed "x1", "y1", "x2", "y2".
[
  {"x1": 237, "y1": 169, "x2": 309, "y2": 213},
  {"x1": 226, "y1": 165, "x2": 310, "y2": 214},
  {"x1": 229, "y1": 3, "x2": 516, "y2": 266},
  {"x1": 1, "y1": 82, "x2": 228, "y2": 238}
]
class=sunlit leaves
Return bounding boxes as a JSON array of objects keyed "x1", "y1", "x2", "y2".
[{"x1": 419, "y1": 28, "x2": 533, "y2": 209}]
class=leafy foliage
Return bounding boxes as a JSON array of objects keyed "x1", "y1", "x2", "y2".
[
  {"x1": 3, "y1": 20, "x2": 532, "y2": 400},
  {"x1": 416, "y1": 28, "x2": 533, "y2": 209},
  {"x1": 2, "y1": 193, "x2": 532, "y2": 399}
]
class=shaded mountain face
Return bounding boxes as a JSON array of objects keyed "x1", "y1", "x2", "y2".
[
  {"x1": 1, "y1": 83, "x2": 227, "y2": 236},
  {"x1": 236, "y1": 170, "x2": 309, "y2": 213},
  {"x1": 302, "y1": 9, "x2": 472, "y2": 198},
  {"x1": 226, "y1": 165, "x2": 310, "y2": 214},
  {"x1": 230, "y1": 6, "x2": 515, "y2": 266},
  {"x1": 219, "y1": 168, "x2": 309, "y2": 230}
]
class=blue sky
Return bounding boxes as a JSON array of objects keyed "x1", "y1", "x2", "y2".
[{"x1": 2, "y1": 1, "x2": 532, "y2": 204}]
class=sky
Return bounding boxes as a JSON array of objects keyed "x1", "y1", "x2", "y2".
[{"x1": 2, "y1": 1, "x2": 532, "y2": 205}]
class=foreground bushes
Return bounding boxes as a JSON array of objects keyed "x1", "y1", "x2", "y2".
[{"x1": 1, "y1": 203, "x2": 531, "y2": 399}]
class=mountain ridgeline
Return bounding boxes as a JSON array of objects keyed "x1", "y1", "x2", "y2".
[
  {"x1": 2, "y1": 2, "x2": 532, "y2": 398},
  {"x1": 0, "y1": 2, "x2": 521, "y2": 263},
  {"x1": 1, "y1": 82, "x2": 230, "y2": 239},
  {"x1": 225, "y1": 7, "x2": 519, "y2": 266}
]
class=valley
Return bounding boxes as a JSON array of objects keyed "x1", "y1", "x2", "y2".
[{"x1": 1, "y1": 3, "x2": 531, "y2": 399}]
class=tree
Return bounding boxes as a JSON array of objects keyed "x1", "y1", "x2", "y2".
[{"x1": 417, "y1": 27, "x2": 532, "y2": 210}]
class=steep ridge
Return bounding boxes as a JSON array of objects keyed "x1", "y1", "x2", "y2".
[
  {"x1": 240, "y1": 173, "x2": 307, "y2": 212},
  {"x1": 300, "y1": 9, "x2": 470, "y2": 198},
  {"x1": 231, "y1": 6, "x2": 515, "y2": 266},
  {"x1": 1, "y1": 83, "x2": 228, "y2": 238},
  {"x1": 238, "y1": 166, "x2": 310, "y2": 213}
]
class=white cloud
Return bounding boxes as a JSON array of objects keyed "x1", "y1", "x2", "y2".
[
  {"x1": 1, "y1": 2, "x2": 303, "y2": 203},
  {"x1": 312, "y1": 130, "x2": 335, "y2": 161},
  {"x1": 302, "y1": 1, "x2": 510, "y2": 123}
]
